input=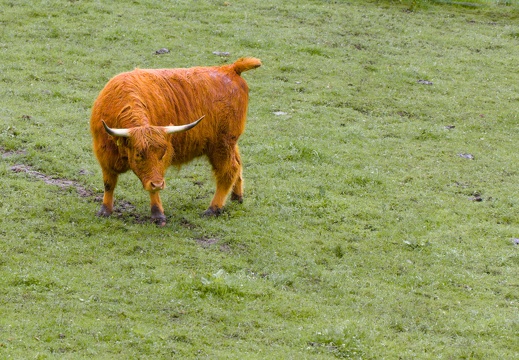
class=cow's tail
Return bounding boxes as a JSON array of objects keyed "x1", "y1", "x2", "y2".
[{"x1": 231, "y1": 57, "x2": 262, "y2": 75}]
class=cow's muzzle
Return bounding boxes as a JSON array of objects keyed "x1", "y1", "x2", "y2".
[{"x1": 145, "y1": 180, "x2": 165, "y2": 192}]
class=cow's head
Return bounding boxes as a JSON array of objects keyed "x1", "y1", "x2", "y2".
[{"x1": 102, "y1": 116, "x2": 204, "y2": 192}]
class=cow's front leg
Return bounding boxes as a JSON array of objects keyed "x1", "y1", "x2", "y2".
[
  {"x1": 98, "y1": 170, "x2": 119, "y2": 217},
  {"x1": 149, "y1": 191, "x2": 166, "y2": 226}
]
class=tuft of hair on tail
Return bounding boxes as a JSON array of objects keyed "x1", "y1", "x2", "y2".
[{"x1": 232, "y1": 57, "x2": 262, "y2": 75}]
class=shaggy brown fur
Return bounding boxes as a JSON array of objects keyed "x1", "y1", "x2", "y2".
[{"x1": 90, "y1": 57, "x2": 261, "y2": 224}]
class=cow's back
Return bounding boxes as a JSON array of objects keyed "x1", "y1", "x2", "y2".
[
  {"x1": 154, "y1": 66, "x2": 251, "y2": 164},
  {"x1": 154, "y1": 66, "x2": 249, "y2": 127},
  {"x1": 90, "y1": 62, "x2": 252, "y2": 165}
]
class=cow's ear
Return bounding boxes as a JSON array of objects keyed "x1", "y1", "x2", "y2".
[{"x1": 115, "y1": 137, "x2": 128, "y2": 147}]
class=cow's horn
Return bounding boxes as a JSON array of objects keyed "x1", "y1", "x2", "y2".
[
  {"x1": 102, "y1": 120, "x2": 130, "y2": 138},
  {"x1": 163, "y1": 115, "x2": 205, "y2": 134}
]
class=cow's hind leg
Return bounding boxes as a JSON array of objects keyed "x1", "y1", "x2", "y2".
[
  {"x1": 230, "y1": 145, "x2": 244, "y2": 204},
  {"x1": 205, "y1": 144, "x2": 243, "y2": 216},
  {"x1": 98, "y1": 170, "x2": 119, "y2": 217}
]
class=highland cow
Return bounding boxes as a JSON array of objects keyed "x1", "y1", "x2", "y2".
[{"x1": 90, "y1": 57, "x2": 261, "y2": 225}]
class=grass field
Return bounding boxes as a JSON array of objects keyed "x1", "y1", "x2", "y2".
[{"x1": 1, "y1": 0, "x2": 518, "y2": 358}]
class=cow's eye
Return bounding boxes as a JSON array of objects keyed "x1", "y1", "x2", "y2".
[{"x1": 135, "y1": 151, "x2": 145, "y2": 161}]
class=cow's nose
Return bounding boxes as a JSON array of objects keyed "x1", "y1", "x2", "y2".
[{"x1": 150, "y1": 181, "x2": 165, "y2": 191}]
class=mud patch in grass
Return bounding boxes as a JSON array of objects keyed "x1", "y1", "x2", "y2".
[
  {"x1": 1, "y1": 146, "x2": 27, "y2": 158},
  {"x1": 196, "y1": 237, "x2": 220, "y2": 248},
  {"x1": 10, "y1": 164, "x2": 95, "y2": 198}
]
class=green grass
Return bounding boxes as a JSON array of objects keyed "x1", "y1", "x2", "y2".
[
  {"x1": 1, "y1": 0, "x2": 519, "y2": 358},
  {"x1": 387, "y1": 0, "x2": 519, "y2": 9}
]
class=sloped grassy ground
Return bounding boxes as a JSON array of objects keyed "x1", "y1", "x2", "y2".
[{"x1": 1, "y1": 0, "x2": 518, "y2": 358}]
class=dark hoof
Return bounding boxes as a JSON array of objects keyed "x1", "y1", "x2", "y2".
[
  {"x1": 96, "y1": 204, "x2": 112, "y2": 217},
  {"x1": 231, "y1": 193, "x2": 243, "y2": 204},
  {"x1": 202, "y1": 207, "x2": 223, "y2": 217},
  {"x1": 151, "y1": 214, "x2": 167, "y2": 226},
  {"x1": 151, "y1": 206, "x2": 166, "y2": 226}
]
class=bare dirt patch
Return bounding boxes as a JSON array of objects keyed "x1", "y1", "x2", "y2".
[
  {"x1": 110, "y1": 200, "x2": 151, "y2": 224},
  {"x1": 195, "y1": 236, "x2": 234, "y2": 253},
  {"x1": 1, "y1": 149, "x2": 27, "y2": 158},
  {"x1": 196, "y1": 237, "x2": 220, "y2": 248},
  {"x1": 10, "y1": 164, "x2": 95, "y2": 198}
]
